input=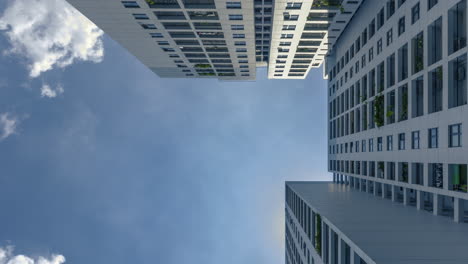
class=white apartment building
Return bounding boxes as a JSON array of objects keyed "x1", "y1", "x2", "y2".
[
  {"x1": 285, "y1": 182, "x2": 468, "y2": 264},
  {"x1": 268, "y1": 0, "x2": 362, "y2": 79},
  {"x1": 68, "y1": 0, "x2": 361, "y2": 79},
  {"x1": 68, "y1": 0, "x2": 257, "y2": 80},
  {"x1": 327, "y1": 0, "x2": 468, "y2": 223}
]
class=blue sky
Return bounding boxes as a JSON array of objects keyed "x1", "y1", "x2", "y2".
[{"x1": 0, "y1": 0, "x2": 328, "y2": 263}]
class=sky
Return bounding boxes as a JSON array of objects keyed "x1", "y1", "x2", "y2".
[{"x1": 0, "y1": 0, "x2": 329, "y2": 263}]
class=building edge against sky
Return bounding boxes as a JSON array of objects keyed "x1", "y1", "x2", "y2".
[{"x1": 67, "y1": 0, "x2": 363, "y2": 80}]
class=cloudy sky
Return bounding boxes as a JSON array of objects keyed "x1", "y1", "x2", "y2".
[{"x1": 0, "y1": 0, "x2": 328, "y2": 263}]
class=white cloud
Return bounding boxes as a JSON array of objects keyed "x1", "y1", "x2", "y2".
[
  {"x1": 0, "y1": 113, "x2": 19, "y2": 141},
  {"x1": 41, "y1": 83, "x2": 64, "y2": 98},
  {"x1": 0, "y1": 246, "x2": 65, "y2": 264},
  {"x1": 0, "y1": 0, "x2": 104, "y2": 78}
]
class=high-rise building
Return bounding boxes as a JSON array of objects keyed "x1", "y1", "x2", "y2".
[
  {"x1": 327, "y1": 0, "x2": 468, "y2": 225},
  {"x1": 67, "y1": 0, "x2": 362, "y2": 79},
  {"x1": 285, "y1": 181, "x2": 468, "y2": 264}
]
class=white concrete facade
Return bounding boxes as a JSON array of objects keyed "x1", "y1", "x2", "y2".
[
  {"x1": 286, "y1": 182, "x2": 468, "y2": 264},
  {"x1": 268, "y1": 0, "x2": 362, "y2": 79},
  {"x1": 327, "y1": 0, "x2": 468, "y2": 223},
  {"x1": 68, "y1": 0, "x2": 257, "y2": 80},
  {"x1": 67, "y1": 0, "x2": 361, "y2": 79}
]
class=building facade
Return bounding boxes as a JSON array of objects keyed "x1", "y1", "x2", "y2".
[
  {"x1": 327, "y1": 0, "x2": 468, "y2": 224},
  {"x1": 285, "y1": 182, "x2": 468, "y2": 264},
  {"x1": 67, "y1": 0, "x2": 362, "y2": 80}
]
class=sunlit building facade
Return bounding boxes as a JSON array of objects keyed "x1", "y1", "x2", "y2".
[
  {"x1": 285, "y1": 181, "x2": 468, "y2": 264},
  {"x1": 327, "y1": 0, "x2": 468, "y2": 224},
  {"x1": 67, "y1": 0, "x2": 362, "y2": 79}
]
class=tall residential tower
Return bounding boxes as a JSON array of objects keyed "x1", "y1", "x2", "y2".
[{"x1": 67, "y1": 0, "x2": 362, "y2": 79}]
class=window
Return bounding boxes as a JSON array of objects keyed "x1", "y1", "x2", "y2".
[
  {"x1": 398, "y1": 16, "x2": 405, "y2": 36},
  {"x1": 162, "y1": 47, "x2": 175, "y2": 52},
  {"x1": 398, "y1": 44, "x2": 408, "y2": 81},
  {"x1": 377, "y1": 8, "x2": 385, "y2": 29},
  {"x1": 387, "y1": 0, "x2": 396, "y2": 19},
  {"x1": 377, "y1": 38, "x2": 383, "y2": 54},
  {"x1": 428, "y1": 0, "x2": 438, "y2": 10},
  {"x1": 428, "y1": 17, "x2": 442, "y2": 65},
  {"x1": 229, "y1": 14, "x2": 243, "y2": 20},
  {"x1": 411, "y1": 3, "x2": 420, "y2": 24},
  {"x1": 412, "y1": 76, "x2": 424, "y2": 117},
  {"x1": 369, "y1": 47, "x2": 374, "y2": 61},
  {"x1": 429, "y1": 163, "x2": 444, "y2": 188},
  {"x1": 368, "y1": 19, "x2": 375, "y2": 39},
  {"x1": 387, "y1": 135, "x2": 393, "y2": 151},
  {"x1": 235, "y1": 41, "x2": 246, "y2": 46},
  {"x1": 139, "y1": 23, "x2": 157, "y2": 29},
  {"x1": 282, "y1": 25, "x2": 296, "y2": 30},
  {"x1": 449, "y1": 124, "x2": 462, "y2": 147},
  {"x1": 369, "y1": 138, "x2": 374, "y2": 152},
  {"x1": 387, "y1": 29, "x2": 393, "y2": 46},
  {"x1": 412, "y1": 130, "x2": 420, "y2": 149},
  {"x1": 279, "y1": 42, "x2": 291, "y2": 46},
  {"x1": 226, "y1": 2, "x2": 241, "y2": 9},
  {"x1": 236, "y1": 48, "x2": 247, "y2": 52},
  {"x1": 157, "y1": 41, "x2": 169, "y2": 45},
  {"x1": 387, "y1": 54, "x2": 396, "y2": 88},
  {"x1": 362, "y1": 28, "x2": 368, "y2": 46},
  {"x1": 122, "y1": 1, "x2": 139, "y2": 8},
  {"x1": 233, "y1": 34, "x2": 245, "y2": 38},
  {"x1": 398, "y1": 84, "x2": 408, "y2": 121},
  {"x1": 398, "y1": 0, "x2": 407, "y2": 7},
  {"x1": 449, "y1": 55, "x2": 467, "y2": 108},
  {"x1": 412, "y1": 32, "x2": 424, "y2": 74},
  {"x1": 283, "y1": 13, "x2": 296, "y2": 20},
  {"x1": 231, "y1": 25, "x2": 244, "y2": 30},
  {"x1": 133, "y1": 13, "x2": 149, "y2": 19},
  {"x1": 362, "y1": 139, "x2": 366, "y2": 152},
  {"x1": 398, "y1": 133, "x2": 405, "y2": 150},
  {"x1": 286, "y1": 2, "x2": 302, "y2": 9},
  {"x1": 428, "y1": 128, "x2": 438, "y2": 148},
  {"x1": 377, "y1": 137, "x2": 383, "y2": 151},
  {"x1": 428, "y1": 66, "x2": 443, "y2": 113},
  {"x1": 281, "y1": 34, "x2": 294, "y2": 39},
  {"x1": 448, "y1": 0, "x2": 467, "y2": 54},
  {"x1": 150, "y1": 33, "x2": 163, "y2": 38},
  {"x1": 155, "y1": 11, "x2": 186, "y2": 20}
]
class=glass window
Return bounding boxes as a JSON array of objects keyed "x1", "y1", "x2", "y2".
[
  {"x1": 231, "y1": 25, "x2": 244, "y2": 30},
  {"x1": 398, "y1": 44, "x2": 408, "y2": 81},
  {"x1": 286, "y1": 2, "x2": 302, "y2": 9},
  {"x1": 229, "y1": 14, "x2": 243, "y2": 20},
  {"x1": 428, "y1": 0, "x2": 438, "y2": 10},
  {"x1": 448, "y1": 0, "x2": 467, "y2": 54},
  {"x1": 133, "y1": 13, "x2": 149, "y2": 19},
  {"x1": 122, "y1": 1, "x2": 139, "y2": 8},
  {"x1": 387, "y1": 29, "x2": 393, "y2": 46},
  {"x1": 428, "y1": 17, "x2": 442, "y2": 65},
  {"x1": 139, "y1": 23, "x2": 157, "y2": 29},
  {"x1": 377, "y1": 137, "x2": 383, "y2": 151},
  {"x1": 398, "y1": 16, "x2": 405, "y2": 36},
  {"x1": 412, "y1": 32, "x2": 424, "y2": 74},
  {"x1": 398, "y1": 133, "x2": 405, "y2": 150},
  {"x1": 449, "y1": 124, "x2": 462, "y2": 147},
  {"x1": 412, "y1": 130, "x2": 420, "y2": 149},
  {"x1": 387, "y1": 135, "x2": 393, "y2": 151},
  {"x1": 411, "y1": 2, "x2": 420, "y2": 24},
  {"x1": 428, "y1": 66, "x2": 443, "y2": 113},
  {"x1": 369, "y1": 138, "x2": 374, "y2": 152},
  {"x1": 226, "y1": 2, "x2": 241, "y2": 9},
  {"x1": 428, "y1": 128, "x2": 438, "y2": 148},
  {"x1": 449, "y1": 55, "x2": 467, "y2": 108}
]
